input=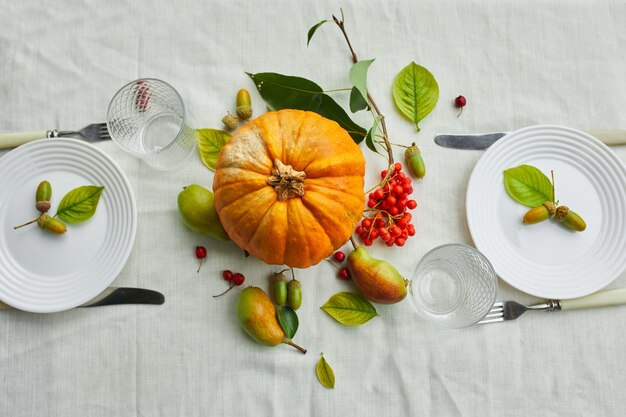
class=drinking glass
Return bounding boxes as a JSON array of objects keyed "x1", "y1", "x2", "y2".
[
  {"x1": 107, "y1": 78, "x2": 196, "y2": 170},
  {"x1": 409, "y1": 243, "x2": 497, "y2": 328}
]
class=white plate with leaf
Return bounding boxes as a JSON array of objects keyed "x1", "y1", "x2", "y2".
[
  {"x1": 466, "y1": 125, "x2": 626, "y2": 299},
  {"x1": 0, "y1": 138, "x2": 136, "y2": 312}
]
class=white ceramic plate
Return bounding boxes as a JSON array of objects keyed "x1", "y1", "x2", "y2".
[
  {"x1": 467, "y1": 125, "x2": 626, "y2": 299},
  {"x1": 0, "y1": 138, "x2": 136, "y2": 312}
]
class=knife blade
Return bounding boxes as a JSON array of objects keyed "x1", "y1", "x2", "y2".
[
  {"x1": 0, "y1": 287, "x2": 165, "y2": 311},
  {"x1": 435, "y1": 129, "x2": 626, "y2": 150}
]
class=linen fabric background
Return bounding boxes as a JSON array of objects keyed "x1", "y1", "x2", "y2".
[{"x1": 1, "y1": 0, "x2": 625, "y2": 416}]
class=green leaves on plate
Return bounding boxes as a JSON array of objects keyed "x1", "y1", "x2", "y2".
[
  {"x1": 246, "y1": 72, "x2": 367, "y2": 144},
  {"x1": 197, "y1": 128, "x2": 231, "y2": 171},
  {"x1": 392, "y1": 62, "x2": 439, "y2": 131},
  {"x1": 276, "y1": 305, "x2": 299, "y2": 339},
  {"x1": 55, "y1": 186, "x2": 104, "y2": 223},
  {"x1": 503, "y1": 165, "x2": 554, "y2": 207},
  {"x1": 320, "y1": 292, "x2": 378, "y2": 326},
  {"x1": 316, "y1": 353, "x2": 335, "y2": 389}
]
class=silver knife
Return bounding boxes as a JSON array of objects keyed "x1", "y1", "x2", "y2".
[
  {"x1": 0, "y1": 287, "x2": 165, "y2": 311},
  {"x1": 435, "y1": 129, "x2": 626, "y2": 150}
]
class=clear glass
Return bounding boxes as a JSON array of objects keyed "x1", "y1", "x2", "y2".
[
  {"x1": 107, "y1": 78, "x2": 196, "y2": 170},
  {"x1": 409, "y1": 244, "x2": 497, "y2": 328}
]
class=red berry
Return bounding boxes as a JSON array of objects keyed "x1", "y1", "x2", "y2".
[
  {"x1": 363, "y1": 238, "x2": 373, "y2": 246},
  {"x1": 389, "y1": 206, "x2": 399, "y2": 216},
  {"x1": 222, "y1": 270, "x2": 233, "y2": 281},
  {"x1": 402, "y1": 212, "x2": 412, "y2": 222},
  {"x1": 367, "y1": 198, "x2": 377, "y2": 208},
  {"x1": 333, "y1": 251, "x2": 346, "y2": 262},
  {"x1": 455, "y1": 95, "x2": 467, "y2": 108},
  {"x1": 232, "y1": 273, "x2": 245, "y2": 286},
  {"x1": 195, "y1": 246, "x2": 207, "y2": 259},
  {"x1": 373, "y1": 188, "x2": 384, "y2": 200},
  {"x1": 374, "y1": 219, "x2": 385, "y2": 228},
  {"x1": 407, "y1": 224, "x2": 416, "y2": 236},
  {"x1": 386, "y1": 196, "x2": 397, "y2": 206},
  {"x1": 395, "y1": 238, "x2": 406, "y2": 246},
  {"x1": 407, "y1": 200, "x2": 417, "y2": 209},
  {"x1": 401, "y1": 230, "x2": 408, "y2": 239},
  {"x1": 392, "y1": 185, "x2": 404, "y2": 196},
  {"x1": 403, "y1": 185, "x2": 413, "y2": 194},
  {"x1": 370, "y1": 229, "x2": 379, "y2": 239},
  {"x1": 397, "y1": 220, "x2": 407, "y2": 229},
  {"x1": 385, "y1": 238, "x2": 395, "y2": 246},
  {"x1": 391, "y1": 226, "x2": 402, "y2": 237},
  {"x1": 397, "y1": 172, "x2": 406, "y2": 180},
  {"x1": 380, "y1": 170, "x2": 388, "y2": 179},
  {"x1": 396, "y1": 200, "x2": 406, "y2": 211},
  {"x1": 355, "y1": 225, "x2": 363, "y2": 234},
  {"x1": 362, "y1": 219, "x2": 372, "y2": 228},
  {"x1": 338, "y1": 268, "x2": 350, "y2": 280},
  {"x1": 394, "y1": 162, "x2": 402, "y2": 172}
]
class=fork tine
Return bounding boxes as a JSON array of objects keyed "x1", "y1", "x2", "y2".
[
  {"x1": 477, "y1": 317, "x2": 504, "y2": 324},
  {"x1": 477, "y1": 301, "x2": 505, "y2": 324}
]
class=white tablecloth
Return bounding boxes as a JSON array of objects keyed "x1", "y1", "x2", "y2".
[{"x1": 1, "y1": 1, "x2": 626, "y2": 416}]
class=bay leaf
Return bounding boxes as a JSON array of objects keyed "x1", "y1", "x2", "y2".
[
  {"x1": 197, "y1": 128, "x2": 230, "y2": 171},
  {"x1": 276, "y1": 305, "x2": 299, "y2": 339},
  {"x1": 392, "y1": 62, "x2": 439, "y2": 131},
  {"x1": 349, "y1": 59, "x2": 374, "y2": 105},
  {"x1": 307, "y1": 19, "x2": 329, "y2": 46},
  {"x1": 56, "y1": 186, "x2": 104, "y2": 223},
  {"x1": 320, "y1": 292, "x2": 378, "y2": 326},
  {"x1": 503, "y1": 165, "x2": 554, "y2": 207},
  {"x1": 246, "y1": 72, "x2": 367, "y2": 143},
  {"x1": 316, "y1": 353, "x2": 335, "y2": 389}
]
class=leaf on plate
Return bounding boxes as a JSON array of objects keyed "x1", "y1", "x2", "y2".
[
  {"x1": 349, "y1": 59, "x2": 375, "y2": 106},
  {"x1": 503, "y1": 165, "x2": 554, "y2": 207},
  {"x1": 349, "y1": 86, "x2": 369, "y2": 113},
  {"x1": 316, "y1": 353, "x2": 335, "y2": 389},
  {"x1": 392, "y1": 62, "x2": 439, "y2": 131},
  {"x1": 246, "y1": 72, "x2": 367, "y2": 143},
  {"x1": 55, "y1": 186, "x2": 104, "y2": 223},
  {"x1": 307, "y1": 19, "x2": 329, "y2": 46},
  {"x1": 276, "y1": 305, "x2": 299, "y2": 339},
  {"x1": 197, "y1": 128, "x2": 231, "y2": 171},
  {"x1": 320, "y1": 292, "x2": 378, "y2": 326}
]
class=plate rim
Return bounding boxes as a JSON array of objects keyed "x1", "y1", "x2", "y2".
[
  {"x1": 0, "y1": 138, "x2": 137, "y2": 312},
  {"x1": 466, "y1": 124, "x2": 626, "y2": 299}
]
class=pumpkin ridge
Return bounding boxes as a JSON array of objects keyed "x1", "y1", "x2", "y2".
[
  {"x1": 297, "y1": 198, "x2": 336, "y2": 249},
  {"x1": 247, "y1": 203, "x2": 287, "y2": 263},
  {"x1": 219, "y1": 189, "x2": 276, "y2": 233}
]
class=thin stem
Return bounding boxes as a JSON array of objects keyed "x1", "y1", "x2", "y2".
[
  {"x1": 325, "y1": 259, "x2": 341, "y2": 271},
  {"x1": 323, "y1": 87, "x2": 352, "y2": 93},
  {"x1": 212, "y1": 283, "x2": 234, "y2": 298},
  {"x1": 13, "y1": 218, "x2": 38, "y2": 230},
  {"x1": 283, "y1": 339, "x2": 307, "y2": 354},
  {"x1": 196, "y1": 259, "x2": 203, "y2": 274},
  {"x1": 290, "y1": 267, "x2": 296, "y2": 281},
  {"x1": 349, "y1": 236, "x2": 358, "y2": 250},
  {"x1": 457, "y1": 107, "x2": 463, "y2": 118}
]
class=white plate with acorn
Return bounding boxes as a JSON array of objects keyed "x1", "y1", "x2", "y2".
[
  {"x1": 466, "y1": 125, "x2": 626, "y2": 299},
  {"x1": 0, "y1": 138, "x2": 136, "y2": 312}
]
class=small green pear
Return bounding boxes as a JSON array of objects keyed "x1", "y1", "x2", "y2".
[
  {"x1": 236, "y1": 287, "x2": 307, "y2": 354},
  {"x1": 347, "y1": 247, "x2": 408, "y2": 304},
  {"x1": 177, "y1": 184, "x2": 229, "y2": 240}
]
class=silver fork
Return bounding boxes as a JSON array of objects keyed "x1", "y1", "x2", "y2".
[
  {"x1": 0, "y1": 122, "x2": 110, "y2": 149},
  {"x1": 478, "y1": 288, "x2": 626, "y2": 324}
]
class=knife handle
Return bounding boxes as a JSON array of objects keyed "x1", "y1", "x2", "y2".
[
  {"x1": 587, "y1": 130, "x2": 626, "y2": 146},
  {"x1": 0, "y1": 131, "x2": 49, "y2": 149},
  {"x1": 560, "y1": 288, "x2": 626, "y2": 311},
  {"x1": 80, "y1": 287, "x2": 165, "y2": 307}
]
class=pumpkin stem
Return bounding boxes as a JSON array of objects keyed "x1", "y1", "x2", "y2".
[{"x1": 266, "y1": 159, "x2": 306, "y2": 201}]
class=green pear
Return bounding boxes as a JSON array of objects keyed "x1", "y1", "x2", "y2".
[
  {"x1": 177, "y1": 184, "x2": 229, "y2": 240},
  {"x1": 347, "y1": 247, "x2": 408, "y2": 304},
  {"x1": 236, "y1": 287, "x2": 306, "y2": 354}
]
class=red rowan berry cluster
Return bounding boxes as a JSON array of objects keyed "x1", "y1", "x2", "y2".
[{"x1": 356, "y1": 162, "x2": 417, "y2": 247}]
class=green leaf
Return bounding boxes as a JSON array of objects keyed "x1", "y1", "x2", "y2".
[
  {"x1": 392, "y1": 62, "x2": 439, "y2": 131},
  {"x1": 247, "y1": 72, "x2": 367, "y2": 144},
  {"x1": 197, "y1": 128, "x2": 230, "y2": 171},
  {"x1": 349, "y1": 59, "x2": 375, "y2": 105},
  {"x1": 276, "y1": 305, "x2": 299, "y2": 339},
  {"x1": 55, "y1": 186, "x2": 104, "y2": 223},
  {"x1": 503, "y1": 165, "x2": 554, "y2": 207},
  {"x1": 365, "y1": 116, "x2": 382, "y2": 153},
  {"x1": 349, "y1": 86, "x2": 368, "y2": 113},
  {"x1": 307, "y1": 20, "x2": 329, "y2": 46},
  {"x1": 320, "y1": 292, "x2": 378, "y2": 326},
  {"x1": 316, "y1": 353, "x2": 335, "y2": 389}
]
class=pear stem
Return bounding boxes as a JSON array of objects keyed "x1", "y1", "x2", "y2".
[
  {"x1": 13, "y1": 218, "x2": 38, "y2": 230},
  {"x1": 349, "y1": 236, "x2": 358, "y2": 250},
  {"x1": 283, "y1": 339, "x2": 307, "y2": 354},
  {"x1": 212, "y1": 283, "x2": 234, "y2": 298}
]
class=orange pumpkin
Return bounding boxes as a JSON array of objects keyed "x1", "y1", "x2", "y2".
[{"x1": 213, "y1": 109, "x2": 365, "y2": 268}]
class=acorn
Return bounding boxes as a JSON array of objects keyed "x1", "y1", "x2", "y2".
[
  {"x1": 37, "y1": 214, "x2": 67, "y2": 234},
  {"x1": 286, "y1": 279, "x2": 302, "y2": 310},
  {"x1": 523, "y1": 201, "x2": 556, "y2": 224},
  {"x1": 271, "y1": 271, "x2": 287, "y2": 306},
  {"x1": 35, "y1": 180, "x2": 51, "y2": 213},
  {"x1": 221, "y1": 113, "x2": 239, "y2": 131},
  {"x1": 405, "y1": 143, "x2": 425, "y2": 179},
  {"x1": 236, "y1": 89, "x2": 253, "y2": 120},
  {"x1": 554, "y1": 206, "x2": 586, "y2": 232}
]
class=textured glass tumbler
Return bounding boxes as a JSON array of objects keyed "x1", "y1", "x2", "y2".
[
  {"x1": 409, "y1": 244, "x2": 497, "y2": 328},
  {"x1": 107, "y1": 79, "x2": 196, "y2": 170}
]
